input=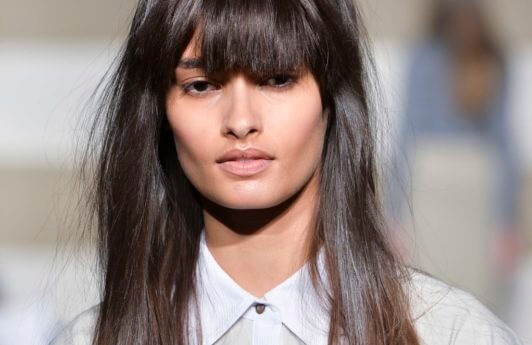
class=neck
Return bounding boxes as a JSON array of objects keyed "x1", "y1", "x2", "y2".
[{"x1": 202, "y1": 173, "x2": 319, "y2": 297}]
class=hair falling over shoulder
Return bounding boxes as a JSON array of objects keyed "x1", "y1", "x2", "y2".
[{"x1": 82, "y1": 0, "x2": 420, "y2": 344}]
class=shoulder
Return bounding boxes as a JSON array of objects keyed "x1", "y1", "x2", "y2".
[
  {"x1": 408, "y1": 270, "x2": 522, "y2": 345},
  {"x1": 48, "y1": 305, "x2": 99, "y2": 345}
]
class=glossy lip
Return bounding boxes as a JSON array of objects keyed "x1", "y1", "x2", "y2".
[{"x1": 216, "y1": 148, "x2": 274, "y2": 177}]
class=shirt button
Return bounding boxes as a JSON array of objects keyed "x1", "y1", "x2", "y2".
[{"x1": 255, "y1": 303, "x2": 266, "y2": 314}]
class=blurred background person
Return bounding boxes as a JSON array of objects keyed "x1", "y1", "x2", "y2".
[
  {"x1": 387, "y1": 0, "x2": 523, "y2": 257},
  {"x1": 386, "y1": 0, "x2": 523, "y2": 315}
]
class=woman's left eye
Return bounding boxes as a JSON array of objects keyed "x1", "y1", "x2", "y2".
[{"x1": 262, "y1": 74, "x2": 295, "y2": 88}]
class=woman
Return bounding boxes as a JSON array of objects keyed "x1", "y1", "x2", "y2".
[{"x1": 50, "y1": 0, "x2": 521, "y2": 344}]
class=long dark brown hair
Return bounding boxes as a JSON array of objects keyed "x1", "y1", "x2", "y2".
[{"x1": 83, "y1": 0, "x2": 420, "y2": 344}]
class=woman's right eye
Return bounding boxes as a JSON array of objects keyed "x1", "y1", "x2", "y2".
[{"x1": 181, "y1": 80, "x2": 219, "y2": 95}]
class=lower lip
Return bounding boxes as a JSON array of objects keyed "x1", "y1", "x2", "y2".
[{"x1": 218, "y1": 159, "x2": 272, "y2": 177}]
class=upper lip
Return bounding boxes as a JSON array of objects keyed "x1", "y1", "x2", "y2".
[{"x1": 216, "y1": 148, "x2": 274, "y2": 163}]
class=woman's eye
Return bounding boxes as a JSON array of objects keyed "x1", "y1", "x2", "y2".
[
  {"x1": 262, "y1": 74, "x2": 295, "y2": 88},
  {"x1": 181, "y1": 80, "x2": 219, "y2": 95}
]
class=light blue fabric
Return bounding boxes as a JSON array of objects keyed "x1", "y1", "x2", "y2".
[{"x1": 387, "y1": 40, "x2": 520, "y2": 230}]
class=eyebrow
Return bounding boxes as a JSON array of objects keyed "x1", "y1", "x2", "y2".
[{"x1": 177, "y1": 57, "x2": 204, "y2": 69}]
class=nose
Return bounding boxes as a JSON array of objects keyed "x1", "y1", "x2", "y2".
[{"x1": 221, "y1": 75, "x2": 262, "y2": 140}]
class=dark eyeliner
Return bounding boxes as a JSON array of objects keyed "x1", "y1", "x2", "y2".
[
  {"x1": 181, "y1": 80, "x2": 219, "y2": 94},
  {"x1": 261, "y1": 74, "x2": 297, "y2": 88}
]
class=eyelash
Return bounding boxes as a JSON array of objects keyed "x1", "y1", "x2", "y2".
[
  {"x1": 180, "y1": 74, "x2": 297, "y2": 96},
  {"x1": 261, "y1": 74, "x2": 296, "y2": 88},
  {"x1": 181, "y1": 80, "x2": 219, "y2": 95}
]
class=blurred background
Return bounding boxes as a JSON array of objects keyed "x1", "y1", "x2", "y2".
[{"x1": 0, "y1": 0, "x2": 530, "y2": 343}]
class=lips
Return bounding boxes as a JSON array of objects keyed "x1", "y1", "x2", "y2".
[
  {"x1": 216, "y1": 148, "x2": 274, "y2": 163},
  {"x1": 216, "y1": 148, "x2": 274, "y2": 177}
]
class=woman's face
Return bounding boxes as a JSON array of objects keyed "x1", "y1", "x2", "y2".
[{"x1": 166, "y1": 39, "x2": 327, "y2": 210}]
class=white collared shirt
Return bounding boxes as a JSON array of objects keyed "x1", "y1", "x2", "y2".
[
  {"x1": 50, "y1": 232, "x2": 523, "y2": 345},
  {"x1": 193, "y1": 231, "x2": 330, "y2": 345}
]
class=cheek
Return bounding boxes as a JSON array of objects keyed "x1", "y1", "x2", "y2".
[
  {"x1": 165, "y1": 92, "x2": 213, "y2": 180},
  {"x1": 272, "y1": 95, "x2": 327, "y2": 168},
  {"x1": 173, "y1": 125, "x2": 204, "y2": 165}
]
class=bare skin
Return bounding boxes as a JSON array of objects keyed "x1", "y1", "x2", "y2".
[{"x1": 202, "y1": 172, "x2": 319, "y2": 297}]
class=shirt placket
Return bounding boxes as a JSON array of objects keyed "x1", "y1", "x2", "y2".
[{"x1": 244, "y1": 302, "x2": 283, "y2": 345}]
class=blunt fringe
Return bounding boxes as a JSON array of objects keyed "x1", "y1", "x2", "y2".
[{"x1": 83, "y1": 0, "x2": 421, "y2": 344}]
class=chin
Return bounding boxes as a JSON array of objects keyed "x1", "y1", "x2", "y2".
[
  {"x1": 215, "y1": 194, "x2": 285, "y2": 210},
  {"x1": 204, "y1": 179, "x2": 283, "y2": 209}
]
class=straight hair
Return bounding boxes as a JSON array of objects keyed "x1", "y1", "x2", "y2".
[{"x1": 83, "y1": 0, "x2": 421, "y2": 344}]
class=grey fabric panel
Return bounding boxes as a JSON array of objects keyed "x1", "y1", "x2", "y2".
[
  {"x1": 214, "y1": 318, "x2": 305, "y2": 345},
  {"x1": 214, "y1": 318, "x2": 253, "y2": 345},
  {"x1": 281, "y1": 325, "x2": 306, "y2": 345}
]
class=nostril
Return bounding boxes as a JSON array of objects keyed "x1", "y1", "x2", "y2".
[{"x1": 225, "y1": 126, "x2": 260, "y2": 139}]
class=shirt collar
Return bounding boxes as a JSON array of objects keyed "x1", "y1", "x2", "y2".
[{"x1": 195, "y1": 231, "x2": 331, "y2": 345}]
